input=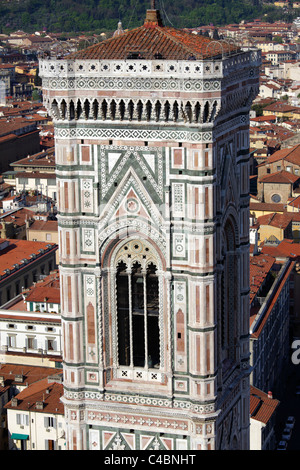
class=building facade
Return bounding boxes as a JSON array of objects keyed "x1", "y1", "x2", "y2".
[
  {"x1": 250, "y1": 252, "x2": 295, "y2": 395},
  {"x1": 40, "y1": 7, "x2": 260, "y2": 450}
]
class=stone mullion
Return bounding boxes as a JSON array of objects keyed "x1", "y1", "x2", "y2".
[
  {"x1": 141, "y1": 100, "x2": 148, "y2": 122},
  {"x1": 99, "y1": 98, "x2": 106, "y2": 120},
  {"x1": 132, "y1": 100, "x2": 139, "y2": 121},
  {"x1": 114, "y1": 99, "x2": 121, "y2": 120},
  {"x1": 143, "y1": 270, "x2": 148, "y2": 369},
  {"x1": 127, "y1": 266, "x2": 134, "y2": 368},
  {"x1": 168, "y1": 100, "x2": 174, "y2": 122}
]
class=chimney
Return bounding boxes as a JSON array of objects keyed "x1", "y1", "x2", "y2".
[
  {"x1": 11, "y1": 397, "x2": 19, "y2": 407},
  {"x1": 268, "y1": 391, "x2": 273, "y2": 399}
]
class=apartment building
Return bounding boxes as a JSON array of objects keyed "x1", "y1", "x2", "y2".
[{"x1": 5, "y1": 374, "x2": 65, "y2": 450}]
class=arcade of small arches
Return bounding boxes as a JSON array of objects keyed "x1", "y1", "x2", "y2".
[{"x1": 48, "y1": 96, "x2": 220, "y2": 124}]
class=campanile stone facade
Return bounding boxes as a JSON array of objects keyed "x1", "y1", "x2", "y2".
[{"x1": 40, "y1": 8, "x2": 260, "y2": 450}]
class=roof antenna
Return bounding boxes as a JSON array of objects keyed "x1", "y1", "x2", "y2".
[{"x1": 151, "y1": 0, "x2": 156, "y2": 9}]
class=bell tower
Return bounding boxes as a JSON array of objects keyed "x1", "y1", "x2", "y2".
[{"x1": 39, "y1": 7, "x2": 260, "y2": 450}]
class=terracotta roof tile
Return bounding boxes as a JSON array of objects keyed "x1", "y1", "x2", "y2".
[
  {"x1": 29, "y1": 219, "x2": 58, "y2": 232},
  {"x1": 23, "y1": 270, "x2": 60, "y2": 304},
  {"x1": 12, "y1": 147, "x2": 55, "y2": 167},
  {"x1": 250, "y1": 201, "x2": 285, "y2": 213},
  {"x1": 0, "y1": 363, "x2": 61, "y2": 387},
  {"x1": 266, "y1": 143, "x2": 300, "y2": 165},
  {"x1": 256, "y1": 211, "x2": 293, "y2": 229},
  {"x1": 259, "y1": 169, "x2": 299, "y2": 184},
  {"x1": 250, "y1": 385, "x2": 279, "y2": 424},
  {"x1": 250, "y1": 253, "x2": 276, "y2": 305},
  {"x1": 68, "y1": 10, "x2": 238, "y2": 61},
  {"x1": 0, "y1": 238, "x2": 57, "y2": 277},
  {"x1": 259, "y1": 238, "x2": 300, "y2": 258},
  {"x1": 5, "y1": 376, "x2": 64, "y2": 414}
]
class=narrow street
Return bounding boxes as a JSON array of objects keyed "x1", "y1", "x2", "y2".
[{"x1": 274, "y1": 362, "x2": 300, "y2": 450}]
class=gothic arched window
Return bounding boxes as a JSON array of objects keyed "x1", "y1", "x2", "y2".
[
  {"x1": 115, "y1": 241, "x2": 161, "y2": 370},
  {"x1": 221, "y1": 218, "x2": 239, "y2": 362}
]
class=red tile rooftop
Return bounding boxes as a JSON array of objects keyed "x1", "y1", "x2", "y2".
[
  {"x1": 259, "y1": 238, "x2": 300, "y2": 258},
  {"x1": 23, "y1": 270, "x2": 60, "y2": 305},
  {"x1": 250, "y1": 385, "x2": 280, "y2": 424},
  {"x1": 12, "y1": 147, "x2": 55, "y2": 167},
  {"x1": 0, "y1": 363, "x2": 61, "y2": 388},
  {"x1": 67, "y1": 9, "x2": 239, "y2": 61},
  {"x1": 250, "y1": 253, "x2": 276, "y2": 306},
  {"x1": 0, "y1": 207, "x2": 35, "y2": 229},
  {"x1": 266, "y1": 143, "x2": 300, "y2": 165},
  {"x1": 5, "y1": 376, "x2": 64, "y2": 414},
  {"x1": 256, "y1": 211, "x2": 293, "y2": 229},
  {"x1": 250, "y1": 202, "x2": 285, "y2": 213},
  {"x1": 259, "y1": 169, "x2": 299, "y2": 184},
  {"x1": 0, "y1": 239, "x2": 57, "y2": 278},
  {"x1": 28, "y1": 219, "x2": 58, "y2": 232}
]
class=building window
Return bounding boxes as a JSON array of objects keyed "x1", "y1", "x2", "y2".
[
  {"x1": 46, "y1": 339, "x2": 55, "y2": 351},
  {"x1": 112, "y1": 239, "x2": 163, "y2": 372},
  {"x1": 16, "y1": 413, "x2": 29, "y2": 426},
  {"x1": 116, "y1": 260, "x2": 160, "y2": 368},
  {"x1": 8, "y1": 335, "x2": 16, "y2": 348},
  {"x1": 221, "y1": 217, "x2": 239, "y2": 362},
  {"x1": 6, "y1": 287, "x2": 11, "y2": 302},
  {"x1": 271, "y1": 193, "x2": 281, "y2": 203},
  {"x1": 45, "y1": 416, "x2": 56, "y2": 428},
  {"x1": 26, "y1": 336, "x2": 36, "y2": 349}
]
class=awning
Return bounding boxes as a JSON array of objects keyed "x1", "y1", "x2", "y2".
[{"x1": 11, "y1": 433, "x2": 29, "y2": 440}]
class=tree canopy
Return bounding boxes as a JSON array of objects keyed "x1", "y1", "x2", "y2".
[{"x1": 0, "y1": 0, "x2": 297, "y2": 33}]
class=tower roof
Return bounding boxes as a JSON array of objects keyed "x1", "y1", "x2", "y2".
[{"x1": 68, "y1": 8, "x2": 238, "y2": 61}]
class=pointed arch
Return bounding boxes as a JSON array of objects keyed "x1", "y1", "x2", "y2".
[
  {"x1": 203, "y1": 101, "x2": 209, "y2": 123},
  {"x1": 128, "y1": 100, "x2": 134, "y2": 121},
  {"x1": 110, "y1": 99, "x2": 116, "y2": 120},
  {"x1": 119, "y1": 99, "x2": 125, "y2": 120},
  {"x1": 84, "y1": 99, "x2": 90, "y2": 119},
  {"x1": 76, "y1": 99, "x2": 83, "y2": 119},
  {"x1": 51, "y1": 99, "x2": 59, "y2": 119},
  {"x1": 101, "y1": 99, "x2": 107, "y2": 120},
  {"x1": 173, "y1": 101, "x2": 179, "y2": 122},
  {"x1": 69, "y1": 100, "x2": 75, "y2": 120},
  {"x1": 60, "y1": 99, "x2": 67, "y2": 119},
  {"x1": 185, "y1": 101, "x2": 192, "y2": 123},
  {"x1": 155, "y1": 101, "x2": 161, "y2": 122},
  {"x1": 164, "y1": 101, "x2": 170, "y2": 121},
  {"x1": 92, "y1": 99, "x2": 99, "y2": 120},
  {"x1": 137, "y1": 100, "x2": 143, "y2": 121},
  {"x1": 194, "y1": 102, "x2": 201, "y2": 123},
  {"x1": 209, "y1": 100, "x2": 218, "y2": 122},
  {"x1": 146, "y1": 100, "x2": 152, "y2": 121},
  {"x1": 221, "y1": 214, "x2": 239, "y2": 362}
]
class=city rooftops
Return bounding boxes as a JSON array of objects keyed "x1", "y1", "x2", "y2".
[
  {"x1": 0, "y1": 364, "x2": 61, "y2": 386},
  {"x1": 266, "y1": 143, "x2": 300, "y2": 165},
  {"x1": 0, "y1": 238, "x2": 57, "y2": 279},
  {"x1": 259, "y1": 169, "x2": 300, "y2": 184},
  {"x1": 5, "y1": 375, "x2": 64, "y2": 414},
  {"x1": 11, "y1": 147, "x2": 55, "y2": 169},
  {"x1": 22, "y1": 269, "x2": 60, "y2": 305}
]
